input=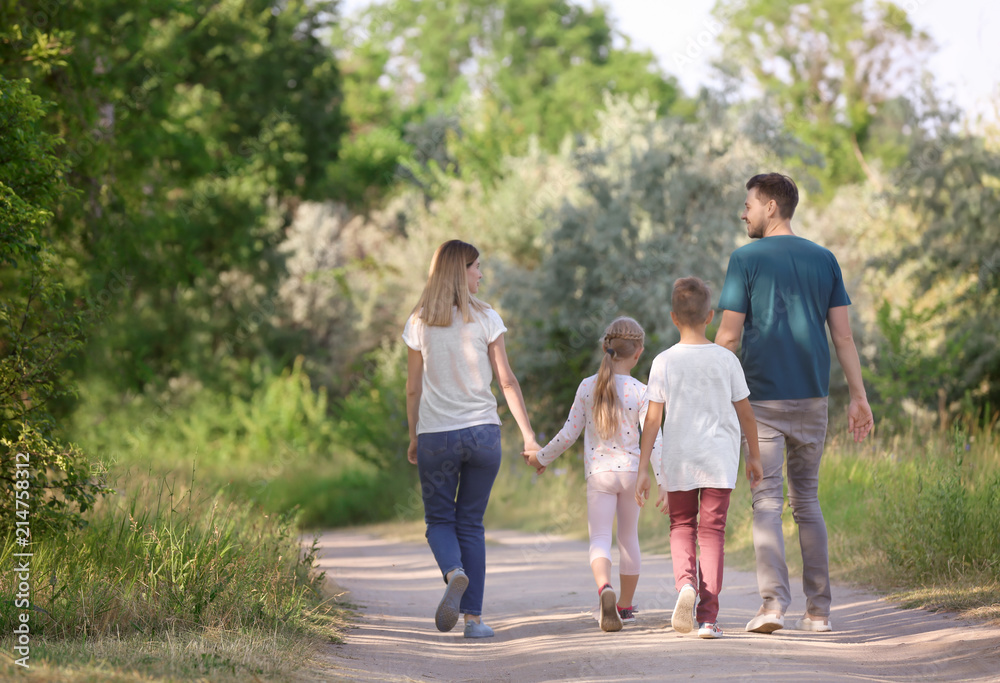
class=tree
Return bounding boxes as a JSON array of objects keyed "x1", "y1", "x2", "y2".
[
  {"x1": 880, "y1": 97, "x2": 1000, "y2": 415},
  {"x1": 336, "y1": 0, "x2": 681, "y2": 192},
  {"x1": 1, "y1": 0, "x2": 347, "y2": 394},
  {"x1": 712, "y1": 0, "x2": 933, "y2": 191},
  {"x1": 0, "y1": 76, "x2": 111, "y2": 534}
]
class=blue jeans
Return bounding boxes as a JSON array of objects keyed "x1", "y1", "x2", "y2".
[{"x1": 417, "y1": 424, "x2": 501, "y2": 616}]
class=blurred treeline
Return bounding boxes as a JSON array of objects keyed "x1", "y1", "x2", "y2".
[{"x1": 2, "y1": 0, "x2": 1000, "y2": 534}]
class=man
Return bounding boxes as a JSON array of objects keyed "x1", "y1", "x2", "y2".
[{"x1": 715, "y1": 173, "x2": 874, "y2": 634}]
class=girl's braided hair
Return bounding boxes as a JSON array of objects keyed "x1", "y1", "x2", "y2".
[{"x1": 593, "y1": 317, "x2": 645, "y2": 441}]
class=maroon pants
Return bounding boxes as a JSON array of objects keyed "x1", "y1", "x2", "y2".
[{"x1": 667, "y1": 488, "x2": 732, "y2": 623}]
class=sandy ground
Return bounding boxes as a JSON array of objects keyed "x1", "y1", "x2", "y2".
[{"x1": 311, "y1": 529, "x2": 1000, "y2": 682}]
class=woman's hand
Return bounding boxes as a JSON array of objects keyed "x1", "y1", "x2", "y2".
[
  {"x1": 522, "y1": 450, "x2": 546, "y2": 474},
  {"x1": 407, "y1": 438, "x2": 418, "y2": 465}
]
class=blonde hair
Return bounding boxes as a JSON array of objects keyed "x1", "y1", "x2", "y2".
[
  {"x1": 593, "y1": 317, "x2": 645, "y2": 441},
  {"x1": 411, "y1": 240, "x2": 489, "y2": 326},
  {"x1": 671, "y1": 277, "x2": 712, "y2": 326}
]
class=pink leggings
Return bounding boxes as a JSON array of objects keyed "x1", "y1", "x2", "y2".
[
  {"x1": 668, "y1": 488, "x2": 732, "y2": 623},
  {"x1": 586, "y1": 471, "x2": 641, "y2": 575}
]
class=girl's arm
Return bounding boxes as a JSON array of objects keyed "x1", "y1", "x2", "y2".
[
  {"x1": 488, "y1": 334, "x2": 541, "y2": 453},
  {"x1": 406, "y1": 347, "x2": 424, "y2": 464},
  {"x1": 533, "y1": 382, "x2": 588, "y2": 467}
]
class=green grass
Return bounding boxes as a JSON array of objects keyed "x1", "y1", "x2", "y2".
[{"x1": 0, "y1": 472, "x2": 350, "y2": 680}]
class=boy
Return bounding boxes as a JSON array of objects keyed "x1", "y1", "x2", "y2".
[{"x1": 635, "y1": 277, "x2": 763, "y2": 638}]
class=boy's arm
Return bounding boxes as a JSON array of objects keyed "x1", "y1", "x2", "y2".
[
  {"x1": 734, "y1": 397, "x2": 762, "y2": 487},
  {"x1": 635, "y1": 401, "x2": 664, "y2": 507}
]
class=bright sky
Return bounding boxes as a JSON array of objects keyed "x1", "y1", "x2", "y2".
[
  {"x1": 339, "y1": 0, "x2": 1000, "y2": 122},
  {"x1": 606, "y1": 0, "x2": 1000, "y2": 123}
]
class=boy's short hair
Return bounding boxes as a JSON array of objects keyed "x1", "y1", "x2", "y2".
[
  {"x1": 672, "y1": 277, "x2": 712, "y2": 326},
  {"x1": 746, "y1": 173, "x2": 799, "y2": 219}
]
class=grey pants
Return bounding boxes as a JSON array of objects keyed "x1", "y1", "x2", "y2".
[{"x1": 746, "y1": 397, "x2": 831, "y2": 617}]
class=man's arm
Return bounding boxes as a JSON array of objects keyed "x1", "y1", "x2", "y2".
[
  {"x1": 827, "y1": 306, "x2": 874, "y2": 442},
  {"x1": 715, "y1": 310, "x2": 745, "y2": 354}
]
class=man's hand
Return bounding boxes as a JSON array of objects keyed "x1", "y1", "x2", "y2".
[
  {"x1": 848, "y1": 396, "x2": 874, "y2": 442},
  {"x1": 635, "y1": 471, "x2": 650, "y2": 508},
  {"x1": 407, "y1": 438, "x2": 418, "y2": 465}
]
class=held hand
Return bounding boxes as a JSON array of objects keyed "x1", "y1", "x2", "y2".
[
  {"x1": 654, "y1": 489, "x2": 670, "y2": 516},
  {"x1": 635, "y1": 471, "x2": 650, "y2": 508},
  {"x1": 524, "y1": 452, "x2": 546, "y2": 474},
  {"x1": 407, "y1": 439, "x2": 418, "y2": 465},
  {"x1": 847, "y1": 396, "x2": 875, "y2": 443}
]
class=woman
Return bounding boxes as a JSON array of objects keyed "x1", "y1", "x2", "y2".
[{"x1": 403, "y1": 239, "x2": 540, "y2": 639}]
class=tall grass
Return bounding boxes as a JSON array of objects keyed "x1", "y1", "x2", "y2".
[{"x1": 69, "y1": 359, "x2": 414, "y2": 529}]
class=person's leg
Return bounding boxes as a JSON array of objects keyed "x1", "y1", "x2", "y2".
[
  {"x1": 694, "y1": 488, "x2": 732, "y2": 624},
  {"x1": 453, "y1": 425, "x2": 502, "y2": 619},
  {"x1": 586, "y1": 471, "x2": 619, "y2": 591},
  {"x1": 749, "y1": 401, "x2": 793, "y2": 616},
  {"x1": 784, "y1": 397, "x2": 832, "y2": 619},
  {"x1": 666, "y1": 489, "x2": 699, "y2": 591},
  {"x1": 417, "y1": 430, "x2": 463, "y2": 581},
  {"x1": 614, "y1": 471, "x2": 641, "y2": 608}
]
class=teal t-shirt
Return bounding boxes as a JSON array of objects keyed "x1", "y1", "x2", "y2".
[{"x1": 718, "y1": 235, "x2": 851, "y2": 401}]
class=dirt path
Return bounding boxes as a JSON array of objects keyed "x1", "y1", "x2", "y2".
[{"x1": 311, "y1": 529, "x2": 1000, "y2": 682}]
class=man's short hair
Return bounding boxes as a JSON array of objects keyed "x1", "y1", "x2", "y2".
[
  {"x1": 747, "y1": 173, "x2": 799, "y2": 219},
  {"x1": 672, "y1": 277, "x2": 712, "y2": 326}
]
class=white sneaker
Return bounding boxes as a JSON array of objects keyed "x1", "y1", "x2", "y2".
[{"x1": 671, "y1": 584, "x2": 696, "y2": 634}]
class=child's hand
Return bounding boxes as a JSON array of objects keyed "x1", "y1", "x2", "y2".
[
  {"x1": 654, "y1": 489, "x2": 670, "y2": 515},
  {"x1": 635, "y1": 471, "x2": 650, "y2": 508},
  {"x1": 524, "y1": 451, "x2": 546, "y2": 474},
  {"x1": 746, "y1": 455, "x2": 763, "y2": 488}
]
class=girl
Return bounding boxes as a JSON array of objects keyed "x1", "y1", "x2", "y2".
[
  {"x1": 404, "y1": 239, "x2": 541, "y2": 639},
  {"x1": 524, "y1": 317, "x2": 662, "y2": 632}
]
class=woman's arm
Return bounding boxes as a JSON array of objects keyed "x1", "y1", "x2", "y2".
[
  {"x1": 406, "y1": 347, "x2": 423, "y2": 464},
  {"x1": 487, "y1": 334, "x2": 540, "y2": 452}
]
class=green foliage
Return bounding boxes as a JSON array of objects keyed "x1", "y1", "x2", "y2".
[
  {"x1": 1, "y1": 75, "x2": 111, "y2": 535},
  {"x1": 0, "y1": 476, "x2": 333, "y2": 641},
  {"x1": 338, "y1": 0, "x2": 682, "y2": 193},
  {"x1": 334, "y1": 341, "x2": 410, "y2": 471},
  {"x1": 713, "y1": 0, "x2": 932, "y2": 192},
  {"x1": 875, "y1": 427, "x2": 1000, "y2": 582},
  {"x1": 884, "y1": 102, "x2": 1000, "y2": 413},
  {"x1": 864, "y1": 299, "x2": 968, "y2": 429},
  {"x1": 1, "y1": 0, "x2": 347, "y2": 394}
]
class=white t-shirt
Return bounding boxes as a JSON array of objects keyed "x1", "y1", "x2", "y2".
[
  {"x1": 402, "y1": 306, "x2": 507, "y2": 434},
  {"x1": 536, "y1": 374, "x2": 663, "y2": 484},
  {"x1": 645, "y1": 343, "x2": 750, "y2": 491}
]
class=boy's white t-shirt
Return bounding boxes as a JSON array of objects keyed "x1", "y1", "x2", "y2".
[
  {"x1": 536, "y1": 374, "x2": 663, "y2": 484},
  {"x1": 645, "y1": 343, "x2": 750, "y2": 491},
  {"x1": 402, "y1": 306, "x2": 507, "y2": 434}
]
